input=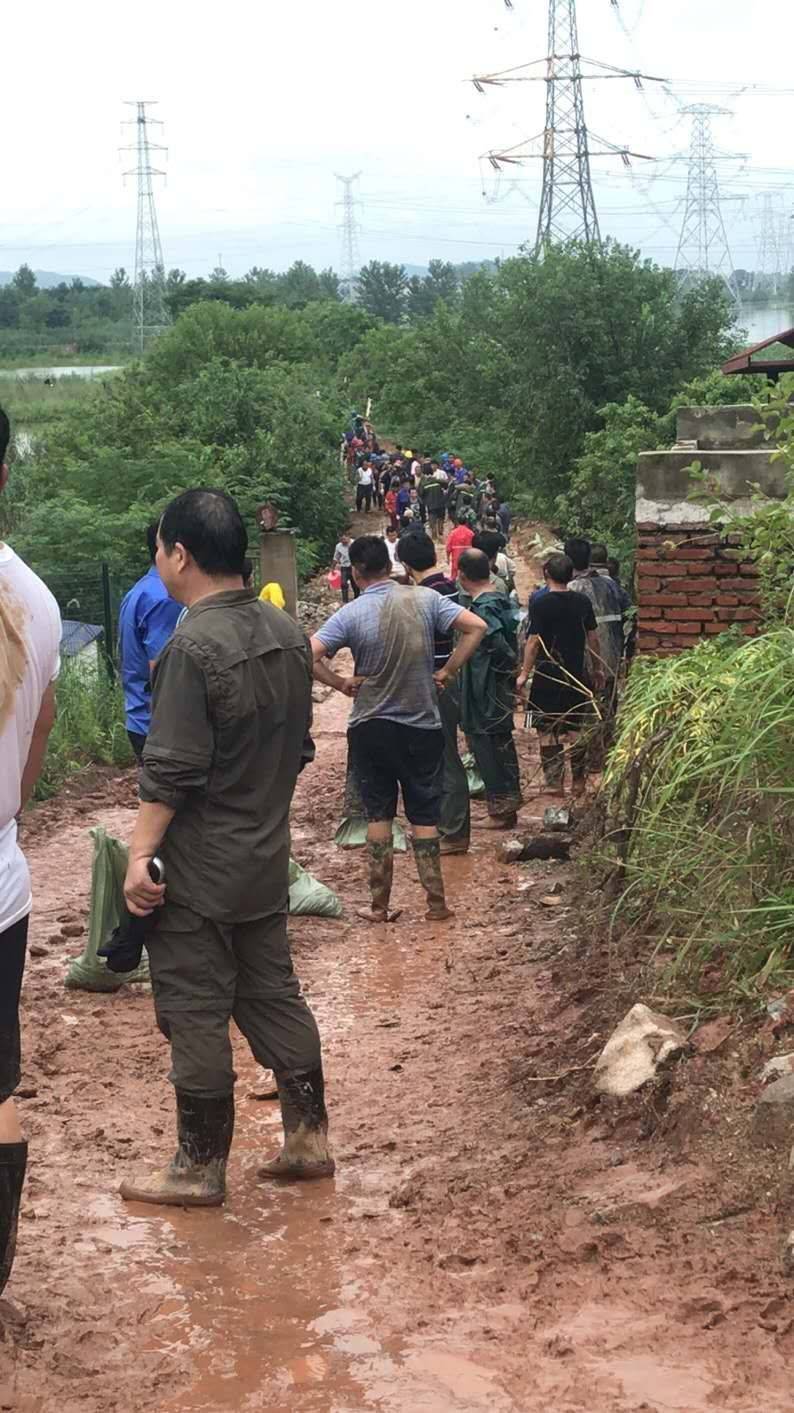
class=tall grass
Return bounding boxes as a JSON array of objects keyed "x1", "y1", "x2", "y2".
[
  {"x1": 603, "y1": 629, "x2": 794, "y2": 1002},
  {"x1": 0, "y1": 374, "x2": 96, "y2": 431},
  {"x1": 36, "y1": 662, "x2": 133, "y2": 800}
]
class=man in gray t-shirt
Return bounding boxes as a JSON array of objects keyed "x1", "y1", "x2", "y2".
[
  {"x1": 311, "y1": 535, "x2": 485, "y2": 924},
  {"x1": 333, "y1": 533, "x2": 357, "y2": 603}
]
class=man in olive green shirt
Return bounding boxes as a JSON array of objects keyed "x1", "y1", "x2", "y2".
[{"x1": 120, "y1": 488, "x2": 332, "y2": 1208}]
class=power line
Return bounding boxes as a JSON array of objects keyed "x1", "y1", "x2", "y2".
[
  {"x1": 122, "y1": 101, "x2": 170, "y2": 355},
  {"x1": 335, "y1": 172, "x2": 362, "y2": 302},
  {"x1": 472, "y1": 0, "x2": 666, "y2": 251}
]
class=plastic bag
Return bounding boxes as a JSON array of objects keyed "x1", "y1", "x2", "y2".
[
  {"x1": 461, "y1": 751, "x2": 486, "y2": 799},
  {"x1": 65, "y1": 827, "x2": 151, "y2": 992},
  {"x1": 334, "y1": 755, "x2": 407, "y2": 850},
  {"x1": 327, "y1": 569, "x2": 342, "y2": 591},
  {"x1": 288, "y1": 859, "x2": 343, "y2": 918}
]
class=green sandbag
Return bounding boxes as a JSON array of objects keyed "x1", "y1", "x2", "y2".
[
  {"x1": 65, "y1": 826, "x2": 151, "y2": 992},
  {"x1": 334, "y1": 816, "x2": 408, "y2": 850},
  {"x1": 288, "y1": 859, "x2": 343, "y2": 918},
  {"x1": 461, "y1": 751, "x2": 486, "y2": 799}
]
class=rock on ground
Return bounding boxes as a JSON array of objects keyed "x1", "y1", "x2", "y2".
[{"x1": 594, "y1": 1003, "x2": 688, "y2": 1098}]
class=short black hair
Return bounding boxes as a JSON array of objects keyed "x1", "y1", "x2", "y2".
[
  {"x1": 0, "y1": 405, "x2": 9, "y2": 465},
  {"x1": 397, "y1": 532, "x2": 437, "y2": 572},
  {"x1": 146, "y1": 521, "x2": 160, "y2": 563},
  {"x1": 472, "y1": 529, "x2": 503, "y2": 562},
  {"x1": 349, "y1": 534, "x2": 390, "y2": 578},
  {"x1": 459, "y1": 548, "x2": 491, "y2": 583},
  {"x1": 159, "y1": 488, "x2": 247, "y2": 576},
  {"x1": 590, "y1": 542, "x2": 608, "y2": 566},
  {"x1": 607, "y1": 557, "x2": 620, "y2": 581},
  {"x1": 544, "y1": 552, "x2": 574, "y2": 584},
  {"x1": 564, "y1": 537, "x2": 591, "y2": 571},
  {"x1": 242, "y1": 557, "x2": 254, "y2": 585}
]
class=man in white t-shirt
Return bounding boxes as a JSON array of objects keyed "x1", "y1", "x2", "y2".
[
  {"x1": 355, "y1": 463, "x2": 374, "y2": 513},
  {"x1": 0, "y1": 405, "x2": 60, "y2": 1297}
]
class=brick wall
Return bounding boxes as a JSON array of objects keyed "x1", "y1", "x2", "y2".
[{"x1": 636, "y1": 523, "x2": 762, "y2": 656}]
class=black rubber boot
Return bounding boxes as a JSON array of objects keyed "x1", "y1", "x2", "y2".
[
  {"x1": 259, "y1": 1067, "x2": 335, "y2": 1181},
  {"x1": 540, "y1": 743, "x2": 565, "y2": 792},
  {"x1": 0, "y1": 1142, "x2": 28, "y2": 1298},
  {"x1": 120, "y1": 1092, "x2": 234, "y2": 1207}
]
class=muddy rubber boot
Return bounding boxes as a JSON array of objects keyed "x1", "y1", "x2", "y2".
[
  {"x1": 569, "y1": 738, "x2": 588, "y2": 798},
  {"x1": 120, "y1": 1092, "x2": 234, "y2": 1208},
  {"x1": 357, "y1": 840, "x2": 401, "y2": 923},
  {"x1": 0, "y1": 1143, "x2": 27, "y2": 1299},
  {"x1": 259, "y1": 1068, "x2": 335, "y2": 1181},
  {"x1": 413, "y1": 837, "x2": 454, "y2": 921},
  {"x1": 540, "y1": 743, "x2": 565, "y2": 793}
]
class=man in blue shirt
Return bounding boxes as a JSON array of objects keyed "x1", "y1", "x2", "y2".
[{"x1": 118, "y1": 524, "x2": 182, "y2": 760}]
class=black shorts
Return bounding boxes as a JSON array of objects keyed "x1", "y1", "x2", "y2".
[
  {"x1": 348, "y1": 719, "x2": 444, "y2": 826},
  {"x1": 0, "y1": 916, "x2": 29, "y2": 1104}
]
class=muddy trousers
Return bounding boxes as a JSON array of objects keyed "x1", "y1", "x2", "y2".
[
  {"x1": 147, "y1": 903, "x2": 322, "y2": 1099},
  {"x1": 468, "y1": 732, "x2": 522, "y2": 819},
  {"x1": 437, "y1": 682, "x2": 470, "y2": 846}
]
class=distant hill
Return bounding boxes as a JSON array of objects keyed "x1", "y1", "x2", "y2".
[{"x1": 0, "y1": 270, "x2": 101, "y2": 290}]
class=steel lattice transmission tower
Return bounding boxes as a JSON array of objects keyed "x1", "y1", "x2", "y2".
[
  {"x1": 123, "y1": 102, "x2": 170, "y2": 353},
  {"x1": 335, "y1": 172, "x2": 362, "y2": 302},
  {"x1": 474, "y1": 0, "x2": 663, "y2": 252},
  {"x1": 755, "y1": 192, "x2": 785, "y2": 297},
  {"x1": 674, "y1": 105, "x2": 738, "y2": 305}
]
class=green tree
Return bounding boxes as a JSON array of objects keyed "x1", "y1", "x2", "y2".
[
  {"x1": 12, "y1": 264, "x2": 37, "y2": 298},
  {"x1": 355, "y1": 261, "x2": 408, "y2": 323}
]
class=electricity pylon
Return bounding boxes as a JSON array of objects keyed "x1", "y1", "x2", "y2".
[
  {"x1": 755, "y1": 192, "x2": 785, "y2": 297},
  {"x1": 122, "y1": 101, "x2": 170, "y2": 354},
  {"x1": 473, "y1": 0, "x2": 663, "y2": 251},
  {"x1": 335, "y1": 172, "x2": 362, "y2": 302},
  {"x1": 674, "y1": 105, "x2": 739, "y2": 305}
]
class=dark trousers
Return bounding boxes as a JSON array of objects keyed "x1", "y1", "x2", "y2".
[
  {"x1": 469, "y1": 732, "x2": 522, "y2": 818},
  {"x1": 437, "y1": 683, "x2": 470, "y2": 844},
  {"x1": 356, "y1": 486, "x2": 373, "y2": 513},
  {"x1": 148, "y1": 903, "x2": 322, "y2": 1098},
  {"x1": 0, "y1": 917, "x2": 29, "y2": 1103},
  {"x1": 340, "y1": 566, "x2": 359, "y2": 604},
  {"x1": 127, "y1": 730, "x2": 147, "y2": 762}
]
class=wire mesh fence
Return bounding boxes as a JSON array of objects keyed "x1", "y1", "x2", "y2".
[{"x1": 35, "y1": 561, "x2": 146, "y2": 671}]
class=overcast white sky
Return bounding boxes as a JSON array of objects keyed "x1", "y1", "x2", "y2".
[{"x1": 4, "y1": 0, "x2": 794, "y2": 287}]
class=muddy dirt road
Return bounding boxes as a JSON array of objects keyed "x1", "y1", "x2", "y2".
[{"x1": 1, "y1": 531, "x2": 792, "y2": 1412}]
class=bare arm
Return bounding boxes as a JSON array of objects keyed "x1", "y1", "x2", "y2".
[
  {"x1": 310, "y1": 635, "x2": 359, "y2": 698},
  {"x1": 516, "y1": 634, "x2": 540, "y2": 693},
  {"x1": 19, "y1": 683, "x2": 57, "y2": 809},
  {"x1": 434, "y1": 610, "x2": 486, "y2": 690}
]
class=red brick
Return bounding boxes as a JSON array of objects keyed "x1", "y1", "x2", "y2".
[
  {"x1": 715, "y1": 594, "x2": 739, "y2": 607},
  {"x1": 688, "y1": 594, "x2": 717, "y2": 607},
  {"x1": 711, "y1": 575, "x2": 747, "y2": 591},
  {"x1": 638, "y1": 617, "x2": 670, "y2": 633},
  {"x1": 739, "y1": 564, "x2": 761, "y2": 577},
  {"x1": 636, "y1": 548, "x2": 664, "y2": 561},
  {"x1": 666, "y1": 606, "x2": 717, "y2": 622},
  {"x1": 742, "y1": 624, "x2": 759, "y2": 636},
  {"x1": 637, "y1": 634, "x2": 660, "y2": 651},
  {"x1": 643, "y1": 592, "x2": 688, "y2": 607},
  {"x1": 716, "y1": 606, "x2": 759, "y2": 622},
  {"x1": 682, "y1": 576, "x2": 719, "y2": 592},
  {"x1": 714, "y1": 561, "x2": 746, "y2": 577},
  {"x1": 670, "y1": 547, "x2": 713, "y2": 560},
  {"x1": 655, "y1": 563, "x2": 689, "y2": 578},
  {"x1": 704, "y1": 622, "x2": 729, "y2": 635}
]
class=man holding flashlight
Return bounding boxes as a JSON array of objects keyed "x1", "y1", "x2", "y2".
[{"x1": 121, "y1": 488, "x2": 331, "y2": 1208}]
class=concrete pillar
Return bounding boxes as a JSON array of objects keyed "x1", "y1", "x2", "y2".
[{"x1": 259, "y1": 528, "x2": 299, "y2": 618}]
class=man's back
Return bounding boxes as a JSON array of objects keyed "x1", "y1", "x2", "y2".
[
  {"x1": 0, "y1": 546, "x2": 60, "y2": 925},
  {"x1": 118, "y1": 567, "x2": 181, "y2": 736},
  {"x1": 569, "y1": 570, "x2": 623, "y2": 677},
  {"x1": 141, "y1": 590, "x2": 312, "y2": 922}
]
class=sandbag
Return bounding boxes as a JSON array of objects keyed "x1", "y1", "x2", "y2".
[
  {"x1": 461, "y1": 751, "x2": 486, "y2": 799},
  {"x1": 288, "y1": 859, "x2": 343, "y2": 918},
  {"x1": 65, "y1": 827, "x2": 151, "y2": 992},
  {"x1": 334, "y1": 756, "x2": 407, "y2": 850}
]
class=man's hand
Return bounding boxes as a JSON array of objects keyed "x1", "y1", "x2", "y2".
[
  {"x1": 516, "y1": 670, "x2": 529, "y2": 694},
  {"x1": 340, "y1": 675, "x2": 366, "y2": 698},
  {"x1": 124, "y1": 857, "x2": 166, "y2": 918},
  {"x1": 433, "y1": 667, "x2": 452, "y2": 693}
]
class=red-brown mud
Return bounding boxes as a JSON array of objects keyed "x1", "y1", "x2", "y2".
[{"x1": 0, "y1": 530, "x2": 792, "y2": 1411}]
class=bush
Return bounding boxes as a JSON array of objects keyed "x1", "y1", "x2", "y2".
[
  {"x1": 603, "y1": 630, "x2": 794, "y2": 1003},
  {"x1": 36, "y1": 665, "x2": 132, "y2": 800}
]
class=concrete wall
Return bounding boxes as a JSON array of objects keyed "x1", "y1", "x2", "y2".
[{"x1": 634, "y1": 417, "x2": 783, "y2": 656}]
